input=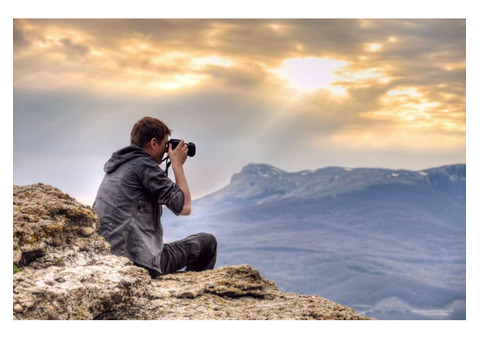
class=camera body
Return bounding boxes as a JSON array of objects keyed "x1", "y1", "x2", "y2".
[{"x1": 167, "y1": 138, "x2": 196, "y2": 157}]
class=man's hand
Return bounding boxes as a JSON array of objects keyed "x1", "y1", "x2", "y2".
[
  {"x1": 168, "y1": 139, "x2": 188, "y2": 166},
  {"x1": 168, "y1": 139, "x2": 192, "y2": 215}
]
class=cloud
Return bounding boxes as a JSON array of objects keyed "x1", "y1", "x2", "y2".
[
  {"x1": 13, "y1": 21, "x2": 30, "y2": 47},
  {"x1": 13, "y1": 19, "x2": 466, "y2": 203},
  {"x1": 59, "y1": 38, "x2": 90, "y2": 56},
  {"x1": 13, "y1": 19, "x2": 465, "y2": 96}
]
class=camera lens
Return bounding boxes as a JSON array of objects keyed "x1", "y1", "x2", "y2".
[
  {"x1": 187, "y1": 143, "x2": 196, "y2": 157},
  {"x1": 167, "y1": 139, "x2": 196, "y2": 157}
]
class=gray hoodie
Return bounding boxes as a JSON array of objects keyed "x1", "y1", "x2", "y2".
[{"x1": 93, "y1": 144, "x2": 184, "y2": 274}]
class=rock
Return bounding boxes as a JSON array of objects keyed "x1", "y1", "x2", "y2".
[
  {"x1": 79, "y1": 227, "x2": 95, "y2": 237},
  {"x1": 104, "y1": 264, "x2": 369, "y2": 320},
  {"x1": 13, "y1": 183, "x2": 106, "y2": 270},
  {"x1": 13, "y1": 304, "x2": 23, "y2": 313},
  {"x1": 13, "y1": 256, "x2": 150, "y2": 319},
  {"x1": 12, "y1": 184, "x2": 372, "y2": 320}
]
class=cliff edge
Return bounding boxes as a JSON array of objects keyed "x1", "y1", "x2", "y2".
[{"x1": 13, "y1": 183, "x2": 371, "y2": 320}]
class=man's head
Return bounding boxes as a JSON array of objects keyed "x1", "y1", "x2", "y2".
[{"x1": 131, "y1": 117, "x2": 171, "y2": 163}]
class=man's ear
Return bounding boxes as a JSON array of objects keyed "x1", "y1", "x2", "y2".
[
  {"x1": 143, "y1": 138, "x2": 155, "y2": 151},
  {"x1": 150, "y1": 138, "x2": 158, "y2": 148}
]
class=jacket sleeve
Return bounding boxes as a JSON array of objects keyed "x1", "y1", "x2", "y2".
[{"x1": 136, "y1": 158, "x2": 185, "y2": 215}]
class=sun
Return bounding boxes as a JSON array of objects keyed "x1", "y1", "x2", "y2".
[{"x1": 272, "y1": 57, "x2": 348, "y2": 95}]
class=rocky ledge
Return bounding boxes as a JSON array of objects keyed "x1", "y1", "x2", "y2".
[{"x1": 13, "y1": 183, "x2": 371, "y2": 320}]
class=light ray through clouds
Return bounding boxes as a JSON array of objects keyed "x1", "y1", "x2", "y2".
[{"x1": 13, "y1": 19, "x2": 465, "y2": 205}]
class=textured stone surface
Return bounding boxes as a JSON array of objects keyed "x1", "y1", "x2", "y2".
[
  {"x1": 13, "y1": 256, "x2": 149, "y2": 320},
  {"x1": 13, "y1": 183, "x2": 108, "y2": 270},
  {"x1": 13, "y1": 183, "x2": 371, "y2": 320},
  {"x1": 102, "y1": 264, "x2": 370, "y2": 320}
]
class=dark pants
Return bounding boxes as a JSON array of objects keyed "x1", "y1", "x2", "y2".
[{"x1": 137, "y1": 232, "x2": 217, "y2": 278}]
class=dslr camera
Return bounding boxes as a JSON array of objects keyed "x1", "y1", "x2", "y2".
[{"x1": 167, "y1": 138, "x2": 196, "y2": 157}]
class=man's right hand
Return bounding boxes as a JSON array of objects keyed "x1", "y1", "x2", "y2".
[
  {"x1": 167, "y1": 139, "x2": 192, "y2": 215},
  {"x1": 168, "y1": 139, "x2": 188, "y2": 166}
]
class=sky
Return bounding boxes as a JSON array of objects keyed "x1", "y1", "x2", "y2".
[{"x1": 13, "y1": 18, "x2": 466, "y2": 205}]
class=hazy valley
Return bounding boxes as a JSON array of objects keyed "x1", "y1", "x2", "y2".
[{"x1": 163, "y1": 163, "x2": 466, "y2": 320}]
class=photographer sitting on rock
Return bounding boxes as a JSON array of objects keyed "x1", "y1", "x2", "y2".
[{"x1": 93, "y1": 116, "x2": 217, "y2": 278}]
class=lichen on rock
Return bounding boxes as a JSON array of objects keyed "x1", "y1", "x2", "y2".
[
  {"x1": 13, "y1": 183, "x2": 107, "y2": 270},
  {"x1": 13, "y1": 183, "x2": 372, "y2": 320}
]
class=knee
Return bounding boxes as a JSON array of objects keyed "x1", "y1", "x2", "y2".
[
  {"x1": 202, "y1": 233, "x2": 217, "y2": 248},
  {"x1": 194, "y1": 232, "x2": 217, "y2": 252},
  {"x1": 187, "y1": 241, "x2": 201, "y2": 259}
]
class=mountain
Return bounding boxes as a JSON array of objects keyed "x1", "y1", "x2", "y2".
[
  {"x1": 162, "y1": 163, "x2": 466, "y2": 320},
  {"x1": 196, "y1": 163, "x2": 465, "y2": 207}
]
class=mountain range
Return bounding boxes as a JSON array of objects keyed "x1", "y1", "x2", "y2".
[{"x1": 162, "y1": 163, "x2": 466, "y2": 320}]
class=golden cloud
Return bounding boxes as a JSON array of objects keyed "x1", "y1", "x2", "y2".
[{"x1": 13, "y1": 19, "x2": 465, "y2": 154}]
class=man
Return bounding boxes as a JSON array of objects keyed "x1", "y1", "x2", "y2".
[{"x1": 93, "y1": 116, "x2": 217, "y2": 278}]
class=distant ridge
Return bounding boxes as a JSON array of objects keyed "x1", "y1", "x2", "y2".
[{"x1": 197, "y1": 163, "x2": 466, "y2": 206}]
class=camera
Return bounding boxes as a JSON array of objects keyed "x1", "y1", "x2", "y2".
[{"x1": 167, "y1": 138, "x2": 196, "y2": 157}]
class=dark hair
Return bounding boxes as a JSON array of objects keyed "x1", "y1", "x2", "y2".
[{"x1": 130, "y1": 117, "x2": 172, "y2": 148}]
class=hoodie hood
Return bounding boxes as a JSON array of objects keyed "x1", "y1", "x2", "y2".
[{"x1": 104, "y1": 144, "x2": 150, "y2": 173}]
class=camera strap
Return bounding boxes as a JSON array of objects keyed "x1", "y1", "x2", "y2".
[{"x1": 161, "y1": 156, "x2": 172, "y2": 177}]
